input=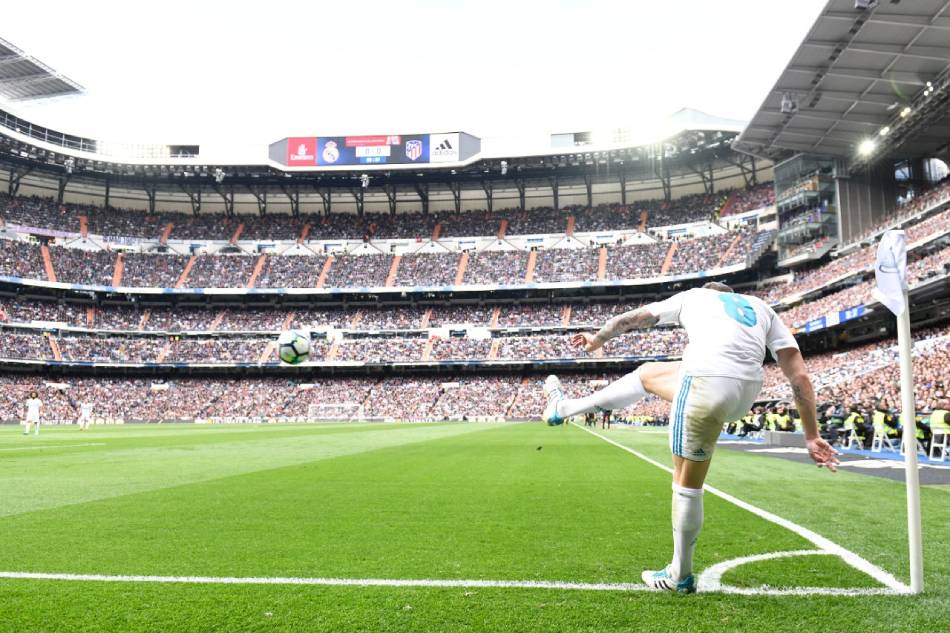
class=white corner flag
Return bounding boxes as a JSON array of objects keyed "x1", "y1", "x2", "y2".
[
  {"x1": 872, "y1": 230, "x2": 908, "y2": 316},
  {"x1": 873, "y1": 229, "x2": 923, "y2": 594}
]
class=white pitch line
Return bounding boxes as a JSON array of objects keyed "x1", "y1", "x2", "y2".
[
  {"x1": 572, "y1": 423, "x2": 911, "y2": 594},
  {"x1": 0, "y1": 571, "x2": 900, "y2": 596},
  {"x1": 0, "y1": 571, "x2": 646, "y2": 592},
  {"x1": 697, "y1": 549, "x2": 897, "y2": 596},
  {"x1": 0, "y1": 442, "x2": 106, "y2": 452}
]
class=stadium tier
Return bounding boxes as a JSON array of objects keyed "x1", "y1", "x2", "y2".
[
  {"x1": 1, "y1": 324, "x2": 946, "y2": 424},
  {"x1": 0, "y1": 194, "x2": 730, "y2": 243}
]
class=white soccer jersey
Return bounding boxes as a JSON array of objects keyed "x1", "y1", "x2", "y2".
[
  {"x1": 80, "y1": 403, "x2": 94, "y2": 418},
  {"x1": 26, "y1": 398, "x2": 41, "y2": 419},
  {"x1": 645, "y1": 288, "x2": 798, "y2": 381}
]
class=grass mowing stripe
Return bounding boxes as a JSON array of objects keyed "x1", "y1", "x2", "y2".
[
  {"x1": 0, "y1": 422, "x2": 813, "y2": 583},
  {"x1": 0, "y1": 422, "x2": 496, "y2": 519},
  {"x1": 572, "y1": 423, "x2": 910, "y2": 594}
]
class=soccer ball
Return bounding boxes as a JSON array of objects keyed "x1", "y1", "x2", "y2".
[{"x1": 277, "y1": 330, "x2": 310, "y2": 364}]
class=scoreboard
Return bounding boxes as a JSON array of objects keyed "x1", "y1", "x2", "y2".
[{"x1": 270, "y1": 132, "x2": 480, "y2": 168}]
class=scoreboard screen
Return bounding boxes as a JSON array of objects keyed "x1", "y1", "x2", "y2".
[{"x1": 275, "y1": 132, "x2": 473, "y2": 167}]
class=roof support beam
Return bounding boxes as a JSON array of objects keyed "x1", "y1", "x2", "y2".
[
  {"x1": 414, "y1": 183, "x2": 429, "y2": 216},
  {"x1": 481, "y1": 180, "x2": 494, "y2": 213},
  {"x1": 348, "y1": 187, "x2": 364, "y2": 217},
  {"x1": 280, "y1": 185, "x2": 300, "y2": 217},
  {"x1": 823, "y1": 11, "x2": 950, "y2": 31},
  {"x1": 803, "y1": 40, "x2": 950, "y2": 62},
  {"x1": 760, "y1": 107, "x2": 888, "y2": 126},
  {"x1": 768, "y1": 128, "x2": 857, "y2": 144},
  {"x1": 788, "y1": 89, "x2": 899, "y2": 107},
  {"x1": 787, "y1": 65, "x2": 930, "y2": 86},
  {"x1": 318, "y1": 188, "x2": 332, "y2": 216},
  {"x1": 0, "y1": 72, "x2": 53, "y2": 88},
  {"x1": 771, "y1": 140, "x2": 851, "y2": 155}
]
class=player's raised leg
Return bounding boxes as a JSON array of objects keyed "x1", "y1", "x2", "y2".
[{"x1": 542, "y1": 361, "x2": 680, "y2": 425}]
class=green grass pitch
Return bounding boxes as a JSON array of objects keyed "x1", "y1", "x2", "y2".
[{"x1": 0, "y1": 421, "x2": 947, "y2": 632}]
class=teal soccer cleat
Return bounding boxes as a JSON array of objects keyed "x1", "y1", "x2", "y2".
[
  {"x1": 541, "y1": 375, "x2": 564, "y2": 426},
  {"x1": 641, "y1": 568, "x2": 696, "y2": 594}
]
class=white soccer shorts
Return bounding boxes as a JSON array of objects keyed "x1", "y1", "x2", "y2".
[{"x1": 669, "y1": 373, "x2": 762, "y2": 462}]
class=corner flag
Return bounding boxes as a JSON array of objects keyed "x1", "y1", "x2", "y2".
[
  {"x1": 873, "y1": 229, "x2": 923, "y2": 594},
  {"x1": 872, "y1": 230, "x2": 908, "y2": 316}
]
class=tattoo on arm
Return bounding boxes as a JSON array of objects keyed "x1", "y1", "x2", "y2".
[{"x1": 593, "y1": 309, "x2": 659, "y2": 346}]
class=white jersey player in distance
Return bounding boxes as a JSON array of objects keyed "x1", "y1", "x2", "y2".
[
  {"x1": 24, "y1": 391, "x2": 42, "y2": 436},
  {"x1": 542, "y1": 282, "x2": 839, "y2": 593},
  {"x1": 78, "y1": 402, "x2": 94, "y2": 431}
]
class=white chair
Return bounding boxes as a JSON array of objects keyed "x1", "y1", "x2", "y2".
[
  {"x1": 900, "y1": 437, "x2": 928, "y2": 458},
  {"x1": 870, "y1": 429, "x2": 898, "y2": 453},
  {"x1": 843, "y1": 429, "x2": 863, "y2": 450},
  {"x1": 929, "y1": 431, "x2": 948, "y2": 462}
]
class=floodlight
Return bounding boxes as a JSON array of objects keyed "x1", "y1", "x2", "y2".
[
  {"x1": 780, "y1": 92, "x2": 799, "y2": 114},
  {"x1": 500, "y1": 161, "x2": 508, "y2": 176},
  {"x1": 360, "y1": 174, "x2": 370, "y2": 188},
  {"x1": 858, "y1": 138, "x2": 877, "y2": 156}
]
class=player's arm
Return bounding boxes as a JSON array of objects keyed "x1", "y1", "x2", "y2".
[
  {"x1": 571, "y1": 308, "x2": 659, "y2": 352},
  {"x1": 776, "y1": 347, "x2": 840, "y2": 472}
]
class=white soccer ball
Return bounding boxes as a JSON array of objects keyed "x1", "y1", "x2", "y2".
[{"x1": 277, "y1": 330, "x2": 311, "y2": 365}]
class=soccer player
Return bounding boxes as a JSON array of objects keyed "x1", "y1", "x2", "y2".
[
  {"x1": 541, "y1": 282, "x2": 839, "y2": 593},
  {"x1": 78, "y1": 401, "x2": 94, "y2": 431},
  {"x1": 24, "y1": 391, "x2": 42, "y2": 436}
]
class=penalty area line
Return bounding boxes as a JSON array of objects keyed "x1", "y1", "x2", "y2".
[{"x1": 571, "y1": 423, "x2": 911, "y2": 595}]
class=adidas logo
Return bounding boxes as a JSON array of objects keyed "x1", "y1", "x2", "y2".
[{"x1": 435, "y1": 140, "x2": 453, "y2": 151}]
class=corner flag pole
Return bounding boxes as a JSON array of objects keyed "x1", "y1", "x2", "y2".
[
  {"x1": 873, "y1": 230, "x2": 923, "y2": 594},
  {"x1": 896, "y1": 286, "x2": 924, "y2": 594}
]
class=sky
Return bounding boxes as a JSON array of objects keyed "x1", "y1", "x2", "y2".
[{"x1": 5, "y1": 0, "x2": 828, "y2": 156}]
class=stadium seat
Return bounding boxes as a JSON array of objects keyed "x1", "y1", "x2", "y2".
[
  {"x1": 929, "y1": 431, "x2": 948, "y2": 463},
  {"x1": 843, "y1": 429, "x2": 863, "y2": 450},
  {"x1": 870, "y1": 430, "x2": 898, "y2": 453}
]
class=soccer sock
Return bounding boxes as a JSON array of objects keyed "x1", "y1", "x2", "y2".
[
  {"x1": 556, "y1": 369, "x2": 646, "y2": 418},
  {"x1": 669, "y1": 483, "x2": 704, "y2": 581}
]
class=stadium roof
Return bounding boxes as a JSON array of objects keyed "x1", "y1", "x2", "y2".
[
  {"x1": 733, "y1": 0, "x2": 950, "y2": 167},
  {"x1": 0, "y1": 36, "x2": 84, "y2": 101}
]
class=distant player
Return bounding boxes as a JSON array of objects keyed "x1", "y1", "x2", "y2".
[
  {"x1": 78, "y1": 401, "x2": 94, "y2": 431},
  {"x1": 24, "y1": 391, "x2": 42, "y2": 436},
  {"x1": 542, "y1": 282, "x2": 839, "y2": 593}
]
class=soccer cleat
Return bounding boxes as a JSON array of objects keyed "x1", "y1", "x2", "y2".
[
  {"x1": 641, "y1": 568, "x2": 696, "y2": 594},
  {"x1": 542, "y1": 375, "x2": 564, "y2": 426}
]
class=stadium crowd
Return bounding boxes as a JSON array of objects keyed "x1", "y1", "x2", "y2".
[
  {"x1": 0, "y1": 228, "x2": 788, "y2": 290},
  {"x1": 1, "y1": 188, "x2": 742, "y2": 245},
  {"x1": 726, "y1": 183, "x2": 775, "y2": 216},
  {"x1": 0, "y1": 323, "x2": 945, "y2": 424},
  {"x1": 754, "y1": 206, "x2": 949, "y2": 305}
]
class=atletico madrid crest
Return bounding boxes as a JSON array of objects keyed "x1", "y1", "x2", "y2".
[{"x1": 405, "y1": 140, "x2": 423, "y2": 161}]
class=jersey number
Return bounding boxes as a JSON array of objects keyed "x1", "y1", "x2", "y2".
[{"x1": 719, "y1": 294, "x2": 757, "y2": 327}]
